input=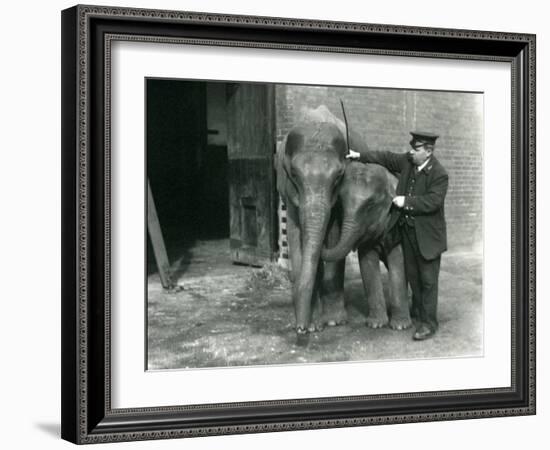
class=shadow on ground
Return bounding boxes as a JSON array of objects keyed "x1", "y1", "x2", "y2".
[
  {"x1": 35, "y1": 423, "x2": 60, "y2": 438},
  {"x1": 147, "y1": 239, "x2": 483, "y2": 370}
]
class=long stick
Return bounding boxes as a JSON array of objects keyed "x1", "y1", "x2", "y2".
[
  {"x1": 147, "y1": 178, "x2": 174, "y2": 289},
  {"x1": 340, "y1": 98, "x2": 351, "y2": 153}
]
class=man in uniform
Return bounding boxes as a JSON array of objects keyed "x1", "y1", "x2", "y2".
[{"x1": 347, "y1": 131, "x2": 448, "y2": 340}]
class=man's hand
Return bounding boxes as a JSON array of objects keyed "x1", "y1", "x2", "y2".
[
  {"x1": 392, "y1": 196, "x2": 405, "y2": 208},
  {"x1": 346, "y1": 149, "x2": 360, "y2": 160}
]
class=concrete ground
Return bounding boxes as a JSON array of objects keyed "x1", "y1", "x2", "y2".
[{"x1": 147, "y1": 239, "x2": 483, "y2": 370}]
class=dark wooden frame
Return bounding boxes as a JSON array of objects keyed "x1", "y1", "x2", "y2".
[{"x1": 61, "y1": 4, "x2": 536, "y2": 444}]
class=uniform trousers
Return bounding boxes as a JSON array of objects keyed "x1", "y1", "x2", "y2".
[{"x1": 400, "y1": 223, "x2": 441, "y2": 332}]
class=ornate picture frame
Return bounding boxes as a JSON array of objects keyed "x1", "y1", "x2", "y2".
[{"x1": 61, "y1": 4, "x2": 535, "y2": 444}]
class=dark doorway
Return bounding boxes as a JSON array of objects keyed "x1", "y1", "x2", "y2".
[{"x1": 146, "y1": 79, "x2": 276, "y2": 277}]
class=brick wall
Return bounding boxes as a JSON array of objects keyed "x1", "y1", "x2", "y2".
[{"x1": 275, "y1": 84, "x2": 483, "y2": 252}]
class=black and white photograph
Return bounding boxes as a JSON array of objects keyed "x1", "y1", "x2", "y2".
[
  {"x1": 146, "y1": 80, "x2": 483, "y2": 370},
  {"x1": 1, "y1": 0, "x2": 547, "y2": 446},
  {"x1": 54, "y1": 1, "x2": 538, "y2": 446}
]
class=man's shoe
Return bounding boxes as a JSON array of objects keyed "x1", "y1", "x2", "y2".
[{"x1": 413, "y1": 325, "x2": 435, "y2": 341}]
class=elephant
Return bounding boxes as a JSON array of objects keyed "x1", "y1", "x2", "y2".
[
  {"x1": 276, "y1": 105, "x2": 366, "y2": 341},
  {"x1": 321, "y1": 161, "x2": 413, "y2": 330}
]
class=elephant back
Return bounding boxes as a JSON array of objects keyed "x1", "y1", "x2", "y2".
[
  {"x1": 296, "y1": 105, "x2": 346, "y2": 137},
  {"x1": 297, "y1": 105, "x2": 369, "y2": 155}
]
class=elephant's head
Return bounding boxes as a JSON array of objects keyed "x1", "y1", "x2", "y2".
[
  {"x1": 322, "y1": 162, "x2": 395, "y2": 262},
  {"x1": 280, "y1": 120, "x2": 347, "y2": 333}
]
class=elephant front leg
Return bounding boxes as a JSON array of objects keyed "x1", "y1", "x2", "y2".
[
  {"x1": 286, "y1": 204, "x2": 302, "y2": 285},
  {"x1": 358, "y1": 245, "x2": 389, "y2": 329},
  {"x1": 286, "y1": 204, "x2": 309, "y2": 338},
  {"x1": 320, "y1": 213, "x2": 347, "y2": 326},
  {"x1": 308, "y1": 263, "x2": 325, "y2": 333},
  {"x1": 386, "y1": 244, "x2": 412, "y2": 330}
]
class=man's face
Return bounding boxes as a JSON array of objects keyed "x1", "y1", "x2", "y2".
[{"x1": 408, "y1": 140, "x2": 432, "y2": 166}]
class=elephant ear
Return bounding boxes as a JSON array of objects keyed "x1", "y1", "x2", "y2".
[{"x1": 275, "y1": 140, "x2": 299, "y2": 205}]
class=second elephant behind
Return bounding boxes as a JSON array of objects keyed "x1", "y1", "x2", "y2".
[{"x1": 323, "y1": 161, "x2": 412, "y2": 330}]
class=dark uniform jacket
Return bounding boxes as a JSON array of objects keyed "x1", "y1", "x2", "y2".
[{"x1": 358, "y1": 150, "x2": 449, "y2": 260}]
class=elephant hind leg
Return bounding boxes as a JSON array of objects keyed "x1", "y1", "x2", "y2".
[
  {"x1": 321, "y1": 258, "x2": 347, "y2": 327},
  {"x1": 386, "y1": 244, "x2": 412, "y2": 330},
  {"x1": 358, "y1": 246, "x2": 388, "y2": 329}
]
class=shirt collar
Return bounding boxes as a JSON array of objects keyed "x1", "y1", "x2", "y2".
[{"x1": 417, "y1": 157, "x2": 432, "y2": 173}]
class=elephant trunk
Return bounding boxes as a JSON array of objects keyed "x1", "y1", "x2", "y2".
[
  {"x1": 294, "y1": 191, "x2": 332, "y2": 332},
  {"x1": 322, "y1": 215, "x2": 362, "y2": 262}
]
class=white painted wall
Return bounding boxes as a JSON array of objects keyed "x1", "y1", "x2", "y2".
[{"x1": 0, "y1": 0, "x2": 545, "y2": 448}]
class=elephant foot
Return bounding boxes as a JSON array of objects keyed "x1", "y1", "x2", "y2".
[
  {"x1": 326, "y1": 317, "x2": 347, "y2": 327},
  {"x1": 308, "y1": 321, "x2": 324, "y2": 333},
  {"x1": 308, "y1": 299, "x2": 326, "y2": 332},
  {"x1": 322, "y1": 308, "x2": 347, "y2": 327},
  {"x1": 389, "y1": 315, "x2": 412, "y2": 331},
  {"x1": 365, "y1": 312, "x2": 389, "y2": 329},
  {"x1": 321, "y1": 293, "x2": 347, "y2": 327}
]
